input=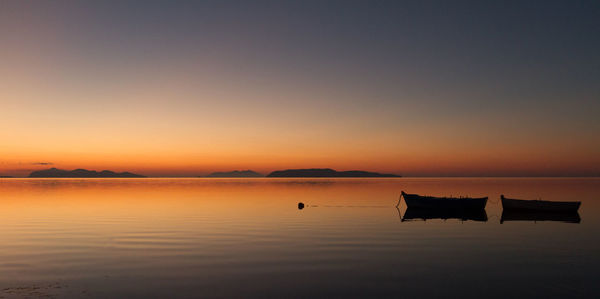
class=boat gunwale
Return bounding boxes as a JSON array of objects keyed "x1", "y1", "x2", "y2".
[{"x1": 401, "y1": 191, "x2": 488, "y2": 201}]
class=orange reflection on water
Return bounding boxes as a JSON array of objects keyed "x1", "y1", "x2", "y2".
[{"x1": 0, "y1": 178, "x2": 599, "y2": 297}]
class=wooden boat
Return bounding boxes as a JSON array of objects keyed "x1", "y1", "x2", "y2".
[
  {"x1": 401, "y1": 191, "x2": 487, "y2": 210},
  {"x1": 402, "y1": 207, "x2": 487, "y2": 222},
  {"x1": 501, "y1": 195, "x2": 580, "y2": 212},
  {"x1": 500, "y1": 209, "x2": 580, "y2": 224}
]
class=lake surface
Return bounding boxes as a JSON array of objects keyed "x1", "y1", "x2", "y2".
[{"x1": 0, "y1": 178, "x2": 598, "y2": 298}]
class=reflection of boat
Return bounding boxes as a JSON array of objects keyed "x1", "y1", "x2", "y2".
[
  {"x1": 501, "y1": 209, "x2": 581, "y2": 224},
  {"x1": 501, "y1": 195, "x2": 580, "y2": 212},
  {"x1": 401, "y1": 191, "x2": 487, "y2": 210},
  {"x1": 402, "y1": 208, "x2": 488, "y2": 222}
]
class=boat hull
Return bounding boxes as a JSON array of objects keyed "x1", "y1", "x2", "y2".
[
  {"x1": 501, "y1": 196, "x2": 580, "y2": 212},
  {"x1": 402, "y1": 192, "x2": 487, "y2": 210}
]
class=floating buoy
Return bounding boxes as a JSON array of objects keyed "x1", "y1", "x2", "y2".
[{"x1": 298, "y1": 202, "x2": 305, "y2": 210}]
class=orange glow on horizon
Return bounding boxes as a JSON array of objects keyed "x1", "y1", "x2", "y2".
[{"x1": 1, "y1": 3, "x2": 598, "y2": 178}]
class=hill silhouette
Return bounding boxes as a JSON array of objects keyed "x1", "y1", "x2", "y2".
[
  {"x1": 267, "y1": 168, "x2": 400, "y2": 178},
  {"x1": 205, "y1": 170, "x2": 263, "y2": 178},
  {"x1": 28, "y1": 168, "x2": 146, "y2": 178}
]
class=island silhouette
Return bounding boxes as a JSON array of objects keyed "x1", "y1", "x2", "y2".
[
  {"x1": 28, "y1": 168, "x2": 145, "y2": 178},
  {"x1": 21, "y1": 167, "x2": 399, "y2": 178},
  {"x1": 204, "y1": 170, "x2": 263, "y2": 178},
  {"x1": 267, "y1": 168, "x2": 400, "y2": 177}
]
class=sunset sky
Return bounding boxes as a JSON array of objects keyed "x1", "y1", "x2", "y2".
[{"x1": 1, "y1": 1, "x2": 599, "y2": 177}]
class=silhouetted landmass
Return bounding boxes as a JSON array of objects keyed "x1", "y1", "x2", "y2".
[
  {"x1": 0, "y1": 175, "x2": 13, "y2": 178},
  {"x1": 267, "y1": 168, "x2": 400, "y2": 177},
  {"x1": 28, "y1": 168, "x2": 145, "y2": 178},
  {"x1": 205, "y1": 170, "x2": 263, "y2": 178}
]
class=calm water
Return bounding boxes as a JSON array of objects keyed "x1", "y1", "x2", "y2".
[{"x1": 0, "y1": 178, "x2": 598, "y2": 298}]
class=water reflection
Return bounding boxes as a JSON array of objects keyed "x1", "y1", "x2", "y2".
[
  {"x1": 0, "y1": 178, "x2": 598, "y2": 298},
  {"x1": 401, "y1": 207, "x2": 488, "y2": 222},
  {"x1": 501, "y1": 209, "x2": 581, "y2": 224}
]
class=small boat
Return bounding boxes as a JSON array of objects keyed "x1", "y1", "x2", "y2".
[
  {"x1": 500, "y1": 209, "x2": 580, "y2": 224},
  {"x1": 501, "y1": 195, "x2": 580, "y2": 212},
  {"x1": 400, "y1": 191, "x2": 487, "y2": 210},
  {"x1": 402, "y1": 207, "x2": 488, "y2": 222}
]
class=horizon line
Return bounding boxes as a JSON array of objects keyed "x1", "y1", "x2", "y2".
[{"x1": 2, "y1": 176, "x2": 599, "y2": 179}]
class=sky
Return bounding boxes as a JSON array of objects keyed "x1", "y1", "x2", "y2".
[{"x1": 1, "y1": 0, "x2": 599, "y2": 177}]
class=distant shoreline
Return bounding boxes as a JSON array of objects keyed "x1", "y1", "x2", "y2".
[
  {"x1": 2, "y1": 167, "x2": 598, "y2": 179},
  {"x1": 2, "y1": 176, "x2": 599, "y2": 179},
  {"x1": 27, "y1": 168, "x2": 146, "y2": 178},
  {"x1": 266, "y1": 168, "x2": 400, "y2": 178}
]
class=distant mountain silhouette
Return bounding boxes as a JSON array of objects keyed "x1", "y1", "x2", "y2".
[
  {"x1": 267, "y1": 168, "x2": 400, "y2": 177},
  {"x1": 0, "y1": 175, "x2": 13, "y2": 178},
  {"x1": 205, "y1": 170, "x2": 263, "y2": 178},
  {"x1": 28, "y1": 168, "x2": 146, "y2": 178}
]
